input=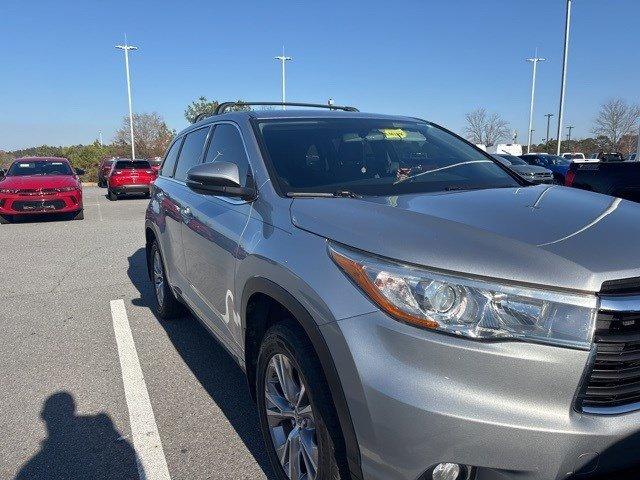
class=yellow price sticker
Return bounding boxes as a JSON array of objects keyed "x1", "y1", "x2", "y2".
[{"x1": 380, "y1": 128, "x2": 407, "y2": 139}]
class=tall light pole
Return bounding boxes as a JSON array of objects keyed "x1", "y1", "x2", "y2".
[
  {"x1": 526, "y1": 49, "x2": 546, "y2": 153},
  {"x1": 274, "y1": 47, "x2": 292, "y2": 110},
  {"x1": 98, "y1": 130, "x2": 103, "y2": 146},
  {"x1": 116, "y1": 38, "x2": 138, "y2": 159},
  {"x1": 556, "y1": 0, "x2": 572, "y2": 155},
  {"x1": 544, "y1": 113, "x2": 554, "y2": 145},
  {"x1": 566, "y1": 125, "x2": 574, "y2": 142}
]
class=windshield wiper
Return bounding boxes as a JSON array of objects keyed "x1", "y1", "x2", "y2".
[{"x1": 286, "y1": 190, "x2": 361, "y2": 199}]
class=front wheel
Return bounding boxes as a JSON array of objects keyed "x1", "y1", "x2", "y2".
[
  {"x1": 108, "y1": 188, "x2": 118, "y2": 201},
  {"x1": 0, "y1": 215, "x2": 11, "y2": 224},
  {"x1": 257, "y1": 322, "x2": 344, "y2": 480}
]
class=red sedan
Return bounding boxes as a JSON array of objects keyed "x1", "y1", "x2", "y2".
[
  {"x1": 107, "y1": 159, "x2": 156, "y2": 200},
  {"x1": 0, "y1": 157, "x2": 84, "y2": 223}
]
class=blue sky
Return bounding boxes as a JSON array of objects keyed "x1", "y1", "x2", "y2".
[{"x1": 1, "y1": 0, "x2": 638, "y2": 150}]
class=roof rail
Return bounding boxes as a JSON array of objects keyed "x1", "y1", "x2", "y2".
[
  {"x1": 216, "y1": 101, "x2": 359, "y2": 115},
  {"x1": 192, "y1": 102, "x2": 359, "y2": 123}
]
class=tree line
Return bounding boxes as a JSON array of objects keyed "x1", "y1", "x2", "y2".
[
  {"x1": 0, "y1": 112, "x2": 174, "y2": 182},
  {"x1": 464, "y1": 98, "x2": 640, "y2": 155}
]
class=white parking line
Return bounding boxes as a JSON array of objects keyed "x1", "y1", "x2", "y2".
[{"x1": 110, "y1": 299, "x2": 172, "y2": 480}]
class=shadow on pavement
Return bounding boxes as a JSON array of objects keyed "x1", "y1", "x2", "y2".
[
  {"x1": 127, "y1": 247, "x2": 276, "y2": 479},
  {"x1": 5, "y1": 213, "x2": 78, "y2": 224},
  {"x1": 14, "y1": 391, "x2": 138, "y2": 480}
]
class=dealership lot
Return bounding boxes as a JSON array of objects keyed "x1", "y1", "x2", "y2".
[{"x1": 0, "y1": 187, "x2": 275, "y2": 480}]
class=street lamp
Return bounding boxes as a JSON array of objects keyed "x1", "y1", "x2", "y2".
[
  {"x1": 556, "y1": 0, "x2": 573, "y2": 155},
  {"x1": 526, "y1": 49, "x2": 546, "y2": 153},
  {"x1": 544, "y1": 113, "x2": 554, "y2": 144},
  {"x1": 274, "y1": 47, "x2": 292, "y2": 110},
  {"x1": 115, "y1": 38, "x2": 138, "y2": 159}
]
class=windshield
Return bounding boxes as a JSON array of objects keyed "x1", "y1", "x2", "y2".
[
  {"x1": 7, "y1": 160, "x2": 73, "y2": 176},
  {"x1": 114, "y1": 160, "x2": 151, "y2": 169},
  {"x1": 499, "y1": 155, "x2": 527, "y2": 166},
  {"x1": 258, "y1": 119, "x2": 519, "y2": 196}
]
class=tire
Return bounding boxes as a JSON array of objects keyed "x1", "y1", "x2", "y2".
[
  {"x1": 148, "y1": 241, "x2": 183, "y2": 320},
  {"x1": 256, "y1": 322, "x2": 345, "y2": 480},
  {"x1": 108, "y1": 188, "x2": 118, "y2": 201},
  {"x1": 71, "y1": 209, "x2": 84, "y2": 220},
  {"x1": 0, "y1": 215, "x2": 11, "y2": 224}
]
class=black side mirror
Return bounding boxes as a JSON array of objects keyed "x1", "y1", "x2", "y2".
[
  {"x1": 186, "y1": 161, "x2": 256, "y2": 200},
  {"x1": 0, "y1": 169, "x2": 5, "y2": 177},
  {"x1": 75, "y1": 168, "x2": 85, "y2": 176}
]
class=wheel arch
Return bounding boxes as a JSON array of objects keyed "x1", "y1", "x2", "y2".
[{"x1": 241, "y1": 277, "x2": 363, "y2": 480}]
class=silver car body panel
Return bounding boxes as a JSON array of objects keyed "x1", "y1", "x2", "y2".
[
  {"x1": 145, "y1": 111, "x2": 640, "y2": 480},
  {"x1": 291, "y1": 185, "x2": 640, "y2": 293}
]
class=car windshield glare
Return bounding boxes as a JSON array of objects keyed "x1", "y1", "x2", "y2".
[
  {"x1": 258, "y1": 118, "x2": 519, "y2": 196},
  {"x1": 7, "y1": 161, "x2": 73, "y2": 176}
]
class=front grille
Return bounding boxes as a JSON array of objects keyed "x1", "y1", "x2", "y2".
[
  {"x1": 18, "y1": 188, "x2": 60, "y2": 196},
  {"x1": 578, "y1": 288, "x2": 640, "y2": 413},
  {"x1": 12, "y1": 200, "x2": 65, "y2": 211}
]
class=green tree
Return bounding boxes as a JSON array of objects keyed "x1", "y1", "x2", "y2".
[
  {"x1": 185, "y1": 96, "x2": 219, "y2": 124},
  {"x1": 184, "y1": 97, "x2": 251, "y2": 123}
]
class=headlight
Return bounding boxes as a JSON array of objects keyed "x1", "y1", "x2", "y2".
[
  {"x1": 57, "y1": 186, "x2": 79, "y2": 192},
  {"x1": 0, "y1": 188, "x2": 19, "y2": 194},
  {"x1": 329, "y1": 243, "x2": 597, "y2": 349}
]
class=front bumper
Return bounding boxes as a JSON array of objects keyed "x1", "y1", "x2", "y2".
[
  {"x1": 320, "y1": 311, "x2": 640, "y2": 480},
  {"x1": 0, "y1": 190, "x2": 82, "y2": 215}
]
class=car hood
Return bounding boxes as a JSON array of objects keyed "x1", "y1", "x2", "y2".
[
  {"x1": 0, "y1": 175, "x2": 79, "y2": 189},
  {"x1": 510, "y1": 165, "x2": 552, "y2": 176},
  {"x1": 290, "y1": 185, "x2": 640, "y2": 292}
]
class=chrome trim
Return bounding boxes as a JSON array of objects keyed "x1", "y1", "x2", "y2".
[
  {"x1": 599, "y1": 294, "x2": 640, "y2": 313},
  {"x1": 582, "y1": 401, "x2": 640, "y2": 416},
  {"x1": 580, "y1": 293, "x2": 640, "y2": 416}
]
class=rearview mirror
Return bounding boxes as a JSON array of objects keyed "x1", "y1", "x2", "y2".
[{"x1": 186, "y1": 162, "x2": 256, "y2": 200}]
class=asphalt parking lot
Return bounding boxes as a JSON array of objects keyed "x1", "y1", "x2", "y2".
[{"x1": 0, "y1": 187, "x2": 275, "y2": 480}]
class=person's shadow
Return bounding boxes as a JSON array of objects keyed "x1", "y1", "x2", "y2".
[{"x1": 15, "y1": 392, "x2": 138, "y2": 480}]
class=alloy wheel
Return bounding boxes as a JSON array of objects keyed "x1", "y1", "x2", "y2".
[
  {"x1": 264, "y1": 353, "x2": 318, "y2": 480},
  {"x1": 153, "y1": 250, "x2": 165, "y2": 307}
]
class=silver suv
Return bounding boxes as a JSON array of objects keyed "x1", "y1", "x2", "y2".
[{"x1": 145, "y1": 102, "x2": 640, "y2": 480}]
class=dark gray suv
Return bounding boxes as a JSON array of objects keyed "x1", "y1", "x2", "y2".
[{"x1": 145, "y1": 102, "x2": 640, "y2": 480}]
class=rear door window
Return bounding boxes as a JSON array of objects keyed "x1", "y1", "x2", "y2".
[
  {"x1": 161, "y1": 139, "x2": 183, "y2": 177},
  {"x1": 203, "y1": 124, "x2": 251, "y2": 187},
  {"x1": 174, "y1": 127, "x2": 211, "y2": 181},
  {"x1": 114, "y1": 160, "x2": 151, "y2": 170}
]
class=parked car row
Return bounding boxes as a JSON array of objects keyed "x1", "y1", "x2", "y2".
[{"x1": 0, "y1": 155, "x2": 157, "y2": 223}]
